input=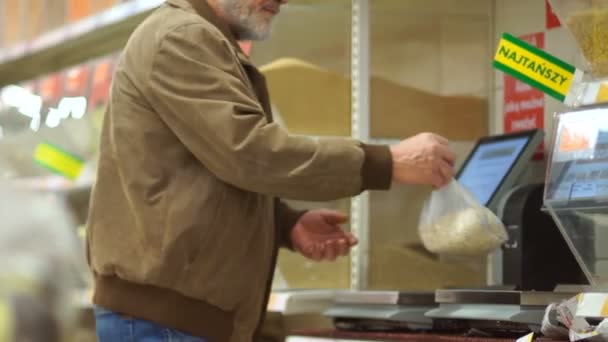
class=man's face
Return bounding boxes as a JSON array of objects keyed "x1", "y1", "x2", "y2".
[{"x1": 217, "y1": 0, "x2": 286, "y2": 41}]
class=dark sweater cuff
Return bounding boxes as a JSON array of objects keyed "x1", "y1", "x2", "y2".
[
  {"x1": 275, "y1": 200, "x2": 307, "y2": 250},
  {"x1": 361, "y1": 144, "x2": 393, "y2": 191}
]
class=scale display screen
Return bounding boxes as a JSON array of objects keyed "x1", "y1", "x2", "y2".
[
  {"x1": 457, "y1": 129, "x2": 542, "y2": 207},
  {"x1": 546, "y1": 107, "x2": 608, "y2": 203},
  {"x1": 458, "y1": 138, "x2": 530, "y2": 205}
]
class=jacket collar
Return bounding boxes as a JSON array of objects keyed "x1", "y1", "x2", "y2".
[
  {"x1": 164, "y1": 0, "x2": 268, "y2": 114},
  {"x1": 165, "y1": 0, "x2": 244, "y2": 54}
]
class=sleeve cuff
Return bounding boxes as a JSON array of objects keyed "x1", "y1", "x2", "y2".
[
  {"x1": 275, "y1": 200, "x2": 307, "y2": 250},
  {"x1": 361, "y1": 144, "x2": 393, "y2": 191}
]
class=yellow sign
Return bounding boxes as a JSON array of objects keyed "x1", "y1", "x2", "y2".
[
  {"x1": 494, "y1": 33, "x2": 580, "y2": 102},
  {"x1": 34, "y1": 142, "x2": 84, "y2": 180}
]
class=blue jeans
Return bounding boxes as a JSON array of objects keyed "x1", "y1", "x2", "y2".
[{"x1": 94, "y1": 306, "x2": 206, "y2": 342}]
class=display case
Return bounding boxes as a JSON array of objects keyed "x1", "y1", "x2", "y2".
[
  {"x1": 544, "y1": 105, "x2": 608, "y2": 286},
  {"x1": 542, "y1": 0, "x2": 608, "y2": 287}
]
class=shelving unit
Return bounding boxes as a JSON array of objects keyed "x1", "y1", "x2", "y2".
[{"x1": 0, "y1": 0, "x2": 163, "y2": 87}]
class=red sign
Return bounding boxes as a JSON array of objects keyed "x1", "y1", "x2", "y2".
[
  {"x1": 546, "y1": 0, "x2": 561, "y2": 29},
  {"x1": 39, "y1": 74, "x2": 63, "y2": 104},
  {"x1": 65, "y1": 65, "x2": 90, "y2": 96},
  {"x1": 504, "y1": 32, "x2": 545, "y2": 158},
  {"x1": 89, "y1": 58, "x2": 114, "y2": 109}
]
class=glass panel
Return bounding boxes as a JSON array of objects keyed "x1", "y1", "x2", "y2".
[
  {"x1": 545, "y1": 106, "x2": 608, "y2": 286},
  {"x1": 250, "y1": 0, "x2": 353, "y2": 289},
  {"x1": 368, "y1": 0, "x2": 492, "y2": 290}
]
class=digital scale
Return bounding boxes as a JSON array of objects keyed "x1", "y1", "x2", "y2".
[
  {"x1": 324, "y1": 291, "x2": 450, "y2": 332},
  {"x1": 426, "y1": 289, "x2": 576, "y2": 334},
  {"x1": 324, "y1": 129, "x2": 566, "y2": 334},
  {"x1": 325, "y1": 105, "x2": 608, "y2": 336}
]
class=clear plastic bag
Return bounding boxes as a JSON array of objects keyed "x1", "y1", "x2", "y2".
[{"x1": 418, "y1": 180, "x2": 508, "y2": 256}]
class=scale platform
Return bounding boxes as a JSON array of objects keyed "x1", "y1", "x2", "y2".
[
  {"x1": 425, "y1": 289, "x2": 576, "y2": 334},
  {"x1": 324, "y1": 291, "x2": 465, "y2": 332}
]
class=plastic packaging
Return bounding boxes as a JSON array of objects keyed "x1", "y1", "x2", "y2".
[
  {"x1": 418, "y1": 180, "x2": 508, "y2": 256},
  {"x1": 543, "y1": 294, "x2": 608, "y2": 341},
  {"x1": 541, "y1": 303, "x2": 570, "y2": 339}
]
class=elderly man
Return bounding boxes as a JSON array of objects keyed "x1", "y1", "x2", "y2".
[{"x1": 87, "y1": 0, "x2": 456, "y2": 341}]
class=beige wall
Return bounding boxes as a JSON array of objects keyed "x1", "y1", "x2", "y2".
[{"x1": 369, "y1": 0, "x2": 491, "y2": 97}]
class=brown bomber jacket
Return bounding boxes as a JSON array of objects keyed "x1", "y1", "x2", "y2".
[{"x1": 86, "y1": 0, "x2": 393, "y2": 341}]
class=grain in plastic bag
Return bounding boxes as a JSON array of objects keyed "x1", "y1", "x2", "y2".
[{"x1": 418, "y1": 180, "x2": 508, "y2": 256}]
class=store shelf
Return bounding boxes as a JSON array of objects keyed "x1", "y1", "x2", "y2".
[{"x1": 0, "y1": 0, "x2": 163, "y2": 87}]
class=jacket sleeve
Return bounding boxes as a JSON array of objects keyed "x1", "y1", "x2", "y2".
[{"x1": 145, "y1": 23, "x2": 392, "y2": 201}]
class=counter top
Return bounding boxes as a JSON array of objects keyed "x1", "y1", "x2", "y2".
[{"x1": 287, "y1": 329, "x2": 565, "y2": 342}]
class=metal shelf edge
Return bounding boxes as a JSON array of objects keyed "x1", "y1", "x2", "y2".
[{"x1": 0, "y1": 0, "x2": 164, "y2": 87}]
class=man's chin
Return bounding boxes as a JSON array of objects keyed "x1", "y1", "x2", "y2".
[
  {"x1": 236, "y1": 25, "x2": 273, "y2": 41},
  {"x1": 251, "y1": 30, "x2": 272, "y2": 41}
]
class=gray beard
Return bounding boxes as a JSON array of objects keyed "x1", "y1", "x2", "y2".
[{"x1": 217, "y1": 0, "x2": 273, "y2": 41}]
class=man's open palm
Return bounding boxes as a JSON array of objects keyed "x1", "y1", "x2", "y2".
[{"x1": 290, "y1": 209, "x2": 358, "y2": 262}]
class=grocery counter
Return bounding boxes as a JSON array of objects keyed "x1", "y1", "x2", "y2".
[{"x1": 286, "y1": 330, "x2": 563, "y2": 342}]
